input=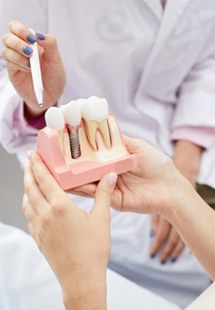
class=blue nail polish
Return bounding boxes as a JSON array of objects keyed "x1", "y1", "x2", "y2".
[
  {"x1": 27, "y1": 34, "x2": 36, "y2": 44},
  {"x1": 150, "y1": 254, "x2": 155, "y2": 258},
  {"x1": 171, "y1": 257, "x2": 177, "y2": 263},
  {"x1": 161, "y1": 260, "x2": 166, "y2": 265},
  {"x1": 36, "y1": 32, "x2": 45, "y2": 40},
  {"x1": 150, "y1": 229, "x2": 155, "y2": 237},
  {"x1": 23, "y1": 46, "x2": 33, "y2": 55}
]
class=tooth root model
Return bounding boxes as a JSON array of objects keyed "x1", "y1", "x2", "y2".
[
  {"x1": 37, "y1": 97, "x2": 136, "y2": 190},
  {"x1": 45, "y1": 107, "x2": 65, "y2": 148},
  {"x1": 81, "y1": 96, "x2": 111, "y2": 151},
  {"x1": 98, "y1": 119, "x2": 111, "y2": 148},
  {"x1": 62, "y1": 101, "x2": 82, "y2": 159}
]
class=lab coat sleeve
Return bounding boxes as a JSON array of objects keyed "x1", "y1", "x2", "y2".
[{"x1": 171, "y1": 37, "x2": 215, "y2": 149}]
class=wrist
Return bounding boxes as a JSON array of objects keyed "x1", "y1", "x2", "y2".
[
  {"x1": 173, "y1": 140, "x2": 203, "y2": 185},
  {"x1": 62, "y1": 271, "x2": 107, "y2": 310},
  {"x1": 164, "y1": 172, "x2": 197, "y2": 222},
  {"x1": 24, "y1": 100, "x2": 57, "y2": 118},
  {"x1": 23, "y1": 101, "x2": 58, "y2": 129}
]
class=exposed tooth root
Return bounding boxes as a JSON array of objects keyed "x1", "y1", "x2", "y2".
[
  {"x1": 84, "y1": 120, "x2": 98, "y2": 151},
  {"x1": 83, "y1": 119, "x2": 111, "y2": 150},
  {"x1": 98, "y1": 120, "x2": 111, "y2": 148}
]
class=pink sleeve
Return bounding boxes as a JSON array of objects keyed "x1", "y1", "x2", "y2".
[
  {"x1": 171, "y1": 126, "x2": 215, "y2": 149},
  {"x1": 13, "y1": 102, "x2": 45, "y2": 134}
]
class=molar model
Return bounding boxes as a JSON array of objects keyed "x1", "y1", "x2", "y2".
[{"x1": 36, "y1": 97, "x2": 135, "y2": 190}]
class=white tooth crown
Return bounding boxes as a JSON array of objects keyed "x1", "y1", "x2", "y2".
[
  {"x1": 81, "y1": 96, "x2": 111, "y2": 150},
  {"x1": 62, "y1": 100, "x2": 82, "y2": 127},
  {"x1": 81, "y1": 96, "x2": 108, "y2": 122},
  {"x1": 45, "y1": 107, "x2": 65, "y2": 130}
]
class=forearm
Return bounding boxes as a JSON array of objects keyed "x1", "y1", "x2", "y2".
[
  {"x1": 167, "y1": 176, "x2": 215, "y2": 279},
  {"x1": 173, "y1": 140, "x2": 203, "y2": 184}
]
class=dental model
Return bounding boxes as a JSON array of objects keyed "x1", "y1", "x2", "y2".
[
  {"x1": 37, "y1": 97, "x2": 135, "y2": 190},
  {"x1": 62, "y1": 101, "x2": 82, "y2": 159},
  {"x1": 81, "y1": 96, "x2": 111, "y2": 150},
  {"x1": 45, "y1": 107, "x2": 65, "y2": 148}
]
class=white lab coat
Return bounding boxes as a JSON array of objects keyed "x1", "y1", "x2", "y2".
[
  {"x1": 0, "y1": 0, "x2": 214, "y2": 307},
  {"x1": 0, "y1": 223, "x2": 181, "y2": 310}
]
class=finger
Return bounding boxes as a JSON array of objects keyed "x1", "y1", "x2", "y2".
[
  {"x1": 35, "y1": 33, "x2": 62, "y2": 63},
  {"x1": 7, "y1": 61, "x2": 31, "y2": 73},
  {"x1": 159, "y1": 228, "x2": 182, "y2": 262},
  {"x1": 151, "y1": 214, "x2": 160, "y2": 236},
  {"x1": 24, "y1": 162, "x2": 49, "y2": 212},
  {"x1": 2, "y1": 47, "x2": 31, "y2": 71},
  {"x1": 170, "y1": 239, "x2": 185, "y2": 262},
  {"x1": 72, "y1": 183, "x2": 97, "y2": 197},
  {"x1": 150, "y1": 218, "x2": 171, "y2": 257},
  {"x1": 67, "y1": 190, "x2": 95, "y2": 200},
  {"x1": 28, "y1": 222, "x2": 37, "y2": 241},
  {"x1": 9, "y1": 20, "x2": 37, "y2": 44},
  {"x1": 22, "y1": 193, "x2": 38, "y2": 225},
  {"x1": 30, "y1": 152, "x2": 67, "y2": 205},
  {"x1": 93, "y1": 172, "x2": 117, "y2": 217},
  {"x1": 122, "y1": 135, "x2": 140, "y2": 154},
  {"x1": 2, "y1": 32, "x2": 34, "y2": 58}
]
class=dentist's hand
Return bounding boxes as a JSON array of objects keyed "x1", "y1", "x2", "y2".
[
  {"x1": 2, "y1": 20, "x2": 66, "y2": 116},
  {"x1": 150, "y1": 215, "x2": 185, "y2": 263},
  {"x1": 23, "y1": 152, "x2": 117, "y2": 309}
]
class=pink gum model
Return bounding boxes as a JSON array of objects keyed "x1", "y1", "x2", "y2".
[{"x1": 36, "y1": 114, "x2": 135, "y2": 190}]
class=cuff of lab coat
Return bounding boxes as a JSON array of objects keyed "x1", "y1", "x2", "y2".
[{"x1": 171, "y1": 126, "x2": 215, "y2": 149}]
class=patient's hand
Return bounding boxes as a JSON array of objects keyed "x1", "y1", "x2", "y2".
[
  {"x1": 72, "y1": 135, "x2": 185, "y2": 218},
  {"x1": 23, "y1": 152, "x2": 116, "y2": 308}
]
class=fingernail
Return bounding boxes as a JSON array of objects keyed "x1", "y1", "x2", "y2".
[
  {"x1": 150, "y1": 229, "x2": 155, "y2": 237},
  {"x1": 36, "y1": 32, "x2": 45, "y2": 40},
  {"x1": 161, "y1": 260, "x2": 166, "y2": 265},
  {"x1": 23, "y1": 46, "x2": 33, "y2": 55},
  {"x1": 171, "y1": 257, "x2": 177, "y2": 263},
  {"x1": 27, "y1": 34, "x2": 36, "y2": 44},
  {"x1": 106, "y1": 172, "x2": 117, "y2": 186},
  {"x1": 9, "y1": 20, "x2": 15, "y2": 27},
  {"x1": 150, "y1": 254, "x2": 155, "y2": 258},
  {"x1": 27, "y1": 150, "x2": 33, "y2": 161}
]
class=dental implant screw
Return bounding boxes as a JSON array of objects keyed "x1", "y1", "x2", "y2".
[{"x1": 68, "y1": 126, "x2": 81, "y2": 159}]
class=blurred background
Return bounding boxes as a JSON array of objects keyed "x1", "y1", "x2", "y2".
[{"x1": 0, "y1": 144, "x2": 27, "y2": 232}]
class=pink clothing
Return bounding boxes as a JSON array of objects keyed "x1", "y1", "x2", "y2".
[{"x1": 171, "y1": 126, "x2": 215, "y2": 149}]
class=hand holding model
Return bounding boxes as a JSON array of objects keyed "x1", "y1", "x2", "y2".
[
  {"x1": 23, "y1": 151, "x2": 117, "y2": 309},
  {"x1": 74, "y1": 135, "x2": 183, "y2": 216},
  {"x1": 1, "y1": 20, "x2": 66, "y2": 116}
]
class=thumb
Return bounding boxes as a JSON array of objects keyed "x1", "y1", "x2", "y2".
[{"x1": 93, "y1": 172, "x2": 117, "y2": 216}]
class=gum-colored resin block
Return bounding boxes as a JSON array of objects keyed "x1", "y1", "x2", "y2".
[{"x1": 36, "y1": 114, "x2": 135, "y2": 190}]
